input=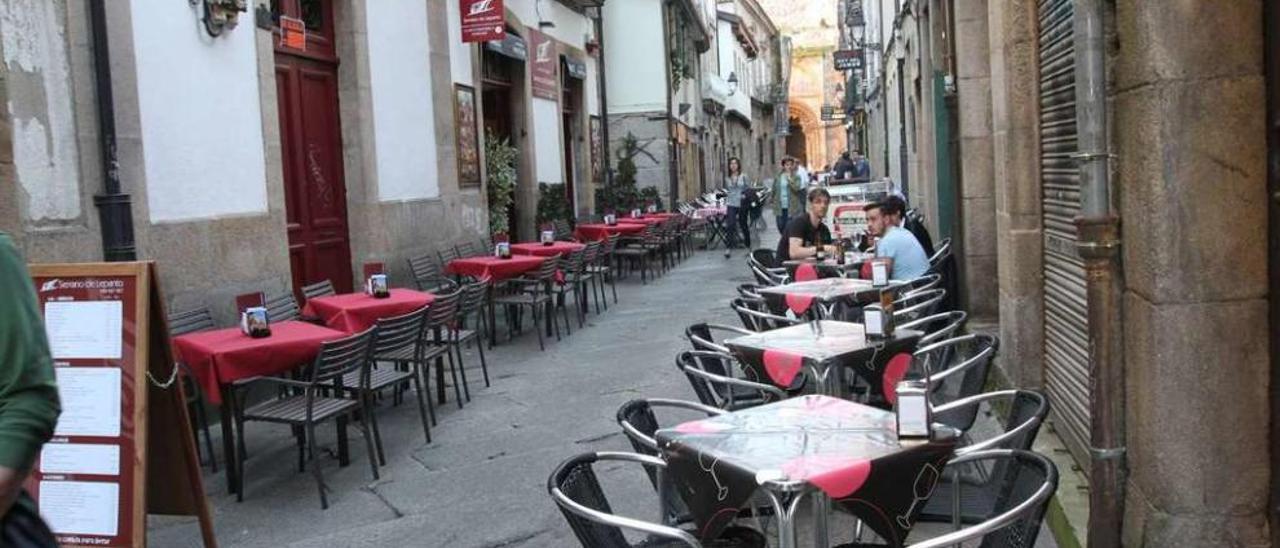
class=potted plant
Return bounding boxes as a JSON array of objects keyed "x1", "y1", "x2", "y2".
[{"x1": 485, "y1": 129, "x2": 518, "y2": 239}]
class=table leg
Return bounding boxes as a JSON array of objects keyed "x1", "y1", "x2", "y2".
[
  {"x1": 764, "y1": 489, "x2": 808, "y2": 548},
  {"x1": 219, "y1": 386, "x2": 237, "y2": 495},
  {"x1": 336, "y1": 416, "x2": 350, "y2": 467},
  {"x1": 813, "y1": 493, "x2": 831, "y2": 548}
]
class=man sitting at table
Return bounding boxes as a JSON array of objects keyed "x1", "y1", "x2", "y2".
[
  {"x1": 864, "y1": 198, "x2": 930, "y2": 280},
  {"x1": 776, "y1": 187, "x2": 834, "y2": 262}
]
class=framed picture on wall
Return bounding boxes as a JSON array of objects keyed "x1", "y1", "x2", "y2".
[
  {"x1": 454, "y1": 83, "x2": 481, "y2": 187},
  {"x1": 589, "y1": 115, "x2": 603, "y2": 184}
]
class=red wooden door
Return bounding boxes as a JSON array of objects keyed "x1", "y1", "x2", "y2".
[{"x1": 273, "y1": 0, "x2": 354, "y2": 294}]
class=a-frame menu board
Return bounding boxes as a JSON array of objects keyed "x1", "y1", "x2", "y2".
[{"x1": 25, "y1": 262, "x2": 215, "y2": 547}]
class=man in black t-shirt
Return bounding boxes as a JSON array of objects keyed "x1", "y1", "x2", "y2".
[{"x1": 776, "y1": 187, "x2": 834, "y2": 262}]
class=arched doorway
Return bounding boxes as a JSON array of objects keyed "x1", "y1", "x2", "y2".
[
  {"x1": 784, "y1": 102, "x2": 820, "y2": 168},
  {"x1": 786, "y1": 116, "x2": 808, "y2": 164}
]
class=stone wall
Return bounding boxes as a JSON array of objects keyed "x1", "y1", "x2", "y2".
[
  {"x1": 608, "y1": 112, "x2": 673, "y2": 203},
  {"x1": 953, "y1": 0, "x2": 997, "y2": 321},
  {"x1": 987, "y1": 0, "x2": 1043, "y2": 388},
  {"x1": 1114, "y1": 2, "x2": 1270, "y2": 545}
]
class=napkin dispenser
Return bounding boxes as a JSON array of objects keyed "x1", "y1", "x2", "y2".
[
  {"x1": 630, "y1": 209, "x2": 642, "y2": 219},
  {"x1": 895, "y1": 380, "x2": 932, "y2": 439},
  {"x1": 604, "y1": 213, "x2": 617, "y2": 226},
  {"x1": 646, "y1": 203, "x2": 657, "y2": 214},
  {"x1": 240, "y1": 306, "x2": 271, "y2": 338},
  {"x1": 494, "y1": 241, "x2": 511, "y2": 259},
  {"x1": 863, "y1": 303, "x2": 895, "y2": 340},
  {"x1": 870, "y1": 258, "x2": 891, "y2": 287},
  {"x1": 366, "y1": 274, "x2": 390, "y2": 299},
  {"x1": 540, "y1": 230, "x2": 556, "y2": 245}
]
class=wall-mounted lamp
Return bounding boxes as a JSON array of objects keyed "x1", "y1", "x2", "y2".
[
  {"x1": 727, "y1": 72, "x2": 739, "y2": 96},
  {"x1": 191, "y1": 0, "x2": 248, "y2": 37}
]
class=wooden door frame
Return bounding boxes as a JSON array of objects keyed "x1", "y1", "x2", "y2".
[{"x1": 1264, "y1": 1, "x2": 1280, "y2": 543}]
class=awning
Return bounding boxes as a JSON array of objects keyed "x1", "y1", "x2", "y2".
[
  {"x1": 486, "y1": 33, "x2": 527, "y2": 62},
  {"x1": 562, "y1": 55, "x2": 588, "y2": 80}
]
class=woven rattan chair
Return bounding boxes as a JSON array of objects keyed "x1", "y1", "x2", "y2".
[
  {"x1": 615, "y1": 399, "x2": 726, "y2": 524},
  {"x1": 677, "y1": 350, "x2": 786, "y2": 411}
]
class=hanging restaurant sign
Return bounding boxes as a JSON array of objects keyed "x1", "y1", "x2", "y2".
[
  {"x1": 461, "y1": 0, "x2": 505, "y2": 43},
  {"x1": 821, "y1": 105, "x2": 847, "y2": 121},
  {"x1": 834, "y1": 49, "x2": 862, "y2": 71},
  {"x1": 529, "y1": 30, "x2": 559, "y2": 101},
  {"x1": 279, "y1": 15, "x2": 306, "y2": 51},
  {"x1": 562, "y1": 55, "x2": 588, "y2": 80}
]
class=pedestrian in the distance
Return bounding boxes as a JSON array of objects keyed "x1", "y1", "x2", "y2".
[
  {"x1": 775, "y1": 157, "x2": 807, "y2": 234},
  {"x1": 0, "y1": 232, "x2": 61, "y2": 547},
  {"x1": 722, "y1": 157, "x2": 752, "y2": 258}
]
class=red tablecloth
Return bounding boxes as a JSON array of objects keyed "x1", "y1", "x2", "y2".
[
  {"x1": 617, "y1": 217, "x2": 662, "y2": 226},
  {"x1": 510, "y1": 241, "x2": 585, "y2": 257},
  {"x1": 173, "y1": 321, "x2": 347, "y2": 403},
  {"x1": 446, "y1": 255, "x2": 546, "y2": 281},
  {"x1": 302, "y1": 288, "x2": 435, "y2": 333},
  {"x1": 574, "y1": 223, "x2": 647, "y2": 241},
  {"x1": 644, "y1": 212, "x2": 678, "y2": 220}
]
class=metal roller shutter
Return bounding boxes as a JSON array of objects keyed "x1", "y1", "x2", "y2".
[{"x1": 1038, "y1": 0, "x2": 1092, "y2": 472}]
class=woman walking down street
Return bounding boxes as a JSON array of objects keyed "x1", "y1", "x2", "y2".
[{"x1": 722, "y1": 157, "x2": 751, "y2": 258}]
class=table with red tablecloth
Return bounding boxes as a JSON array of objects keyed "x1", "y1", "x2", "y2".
[
  {"x1": 510, "y1": 241, "x2": 586, "y2": 257},
  {"x1": 445, "y1": 254, "x2": 546, "y2": 281},
  {"x1": 616, "y1": 216, "x2": 663, "y2": 226},
  {"x1": 173, "y1": 320, "x2": 347, "y2": 403},
  {"x1": 643, "y1": 212, "x2": 678, "y2": 220},
  {"x1": 302, "y1": 288, "x2": 435, "y2": 334},
  {"x1": 574, "y1": 223, "x2": 647, "y2": 241}
]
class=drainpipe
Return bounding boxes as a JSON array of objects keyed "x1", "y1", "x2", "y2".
[
  {"x1": 1072, "y1": 0, "x2": 1125, "y2": 545},
  {"x1": 593, "y1": 7, "x2": 613, "y2": 187},
  {"x1": 662, "y1": 2, "x2": 679, "y2": 205},
  {"x1": 89, "y1": 0, "x2": 136, "y2": 261}
]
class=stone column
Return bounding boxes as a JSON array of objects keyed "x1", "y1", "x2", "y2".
[
  {"x1": 1114, "y1": 2, "x2": 1270, "y2": 545},
  {"x1": 954, "y1": 0, "x2": 996, "y2": 321},
  {"x1": 988, "y1": 0, "x2": 1043, "y2": 387}
]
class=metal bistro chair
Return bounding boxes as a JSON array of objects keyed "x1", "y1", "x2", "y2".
[
  {"x1": 835, "y1": 449, "x2": 1058, "y2": 548},
  {"x1": 578, "y1": 240, "x2": 605, "y2": 314},
  {"x1": 902, "y1": 273, "x2": 942, "y2": 296},
  {"x1": 235, "y1": 327, "x2": 379, "y2": 509},
  {"x1": 892, "y1": 288, "x2": 946, "y2": 324},
  {"x1": 408, "y1": 253, "x2": 458, "y2": 294},
  {"x1": 548, "y1": 451, "x2": 767, "y2": 548},
  {"x1": 437, "y1": 246, "x2": 463, "y2": 268},
  {"x1": 677, "y1": 350, "x2": 786, "y2": 411},
  {"x1": 586, "y1": 234, "x2": 621, "y2": 306},
  {"x1": 916, "y1": 334, "x2": 1000, "y2": 432},
  {"x1": 918, "y1": 390, "x2": 1051, "y2": 527},
  {"x1": 554, "y1": 218, "x2": 576, "y2": 241},
  {"x1": 422, "y1": 289, "x2": 469, "y2": 407},
  {"x1": 495, "y1": 257, "x2": 562, "y2": 351},
  {"x1": 551, "y1": 249, "x2": 589, "y2": 331},
  {"x1": 750, "y1": 248, "x2": 781, "y2": 270},
  {"x1": 264, "y1": 290, "x2": 302, "y2": 322},
  {"x1": 685, "y1": 322, "x2": 754, "y2": 355},
  {"x1": 167, "y1": 307, "x2": 219, "y2": 472},
  {"x1": 301, "y1": 279, "x2": 336, "y2": 302},
  {"x1": 455, "y1": 241, "x2": 481, "y2": 260},
  {"x1": 339, "y1": 306, "x2": 432, "y2": 465},
  {"x1": 927, "y1": 237, "x2": 953, "y2": 273},
  {"x1": 615, "y1": 398, "x2": 726, "y2": 525},
  {"x1": 613, "y1": 227, "x2": 660, "y2": 284}
]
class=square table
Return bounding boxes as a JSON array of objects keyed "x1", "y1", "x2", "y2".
[
  {"x1": 510, "y1": 241, "x2": 585, "y2": 257},
  {"x1": 574, "y1": 222, "x2": 648, "y2": 242},
  {"x1": 445, "y1": 254, "x2": 546, "y2": 282},
  {"x1": 302, "y1": 288, "x2": 435, "y2": 333},
  {"x1": 724, "y1": 320, "x2": 922, "y2": 401},
  {"x1": 657, "y1": 396, "x2": 956, "y2": 548},
  {"x1": 172, "y1": 320, "x2": 348, "y2": 493},
  {"x1": 758, "y1": 278, "x2": 901, "y2": 319},
  {"x1": 616, "y1": 216, "x2": 663, "y2": 226}
]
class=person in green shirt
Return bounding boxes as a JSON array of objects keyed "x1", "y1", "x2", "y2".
[
  {"x1": 774, "y1": 157, "x2": 807, "y2": 235},
  {"x1": 0, "y1": 232, "x2": 60, "y2": 541}
]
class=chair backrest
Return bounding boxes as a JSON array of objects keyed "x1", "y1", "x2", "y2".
[
  {"x1": 736, "y1": 283, "x2": 763, "y2": 301},
  {"x1": 301, "y1": 279, "x2": 336, "y2": 301},
  {"x1": 917, "y1": 333, "x2": 999, "y2": 431},
  {"x1": 615, "y1": 398, "x2": 724, "y2": 524},
  {"x1": 582, "y1": 241, "x2": 601, "y2": 265},
  {"x1": 370, "y1": 306, "x2": 428, "y2": 358},
  {"x1": 893, "y1": 288, "x2": 946, "y2": 323},
  {"x1": 601, "y1": 234, "x2": 620, "y2": 255},
  {"x1": 749, "y1": 264, "x2": 786, "y2": 287},
  {"x1": 903, "y1": 273, "x2": 943, "y2": 295},
  {"x1": 685, "y1": 322, "x2": 753, "y2": 354},
  {"x1": 907, "y1": 449, "x2": 1058, "y2": 548},
  {"x1": 533, "y1": 256, "x2": 560, "y2": 282},
  {"x1": 899, "y1": 310, "x2": 968, "y2": 346},
  {"x1": 548, "y1": 452, "x2": 698, "y2": 548},
  {"x1": 309, "y1": 327, "x2": 376, "y2": 386},
  {"x1": 455, "y1": 241, "x2": 480, "y2": 259},
  {"x1": 437, "y1": 246, "x2": 462, "y2": 266},
  {"x1": 554, "y1": 219, "x2": 574, "y2": 241},
  {"x1": 408, "y1": 253, "x2": 452, "y2": 292},
  {"x1": 426, "y1": 289, "x2": 463, "y2": 328},
  {"x1": 562, "y1": 249, "x2": 586, "y2": 274},
  {"x1": 928, "y1": 237, "x2": 953, "y2": 271},
  {"x1": 456, "y1": 281, "x2": 487, "y2": 318},
  {"x1": 264, "y1": 291, "x2": 301, "y2": 322},
  {"x1": 730, "y1": 297, "x2": 800, "y2": 332},
  {"x1": 751, "y1": 248, "x2": 779, "y2": 269},
  {"x1": 168, "y1": 307, "x2": 216, "y2": 337},
  {"x1": 676, "y1": 350, "x2": 784, "y2": 410}
]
